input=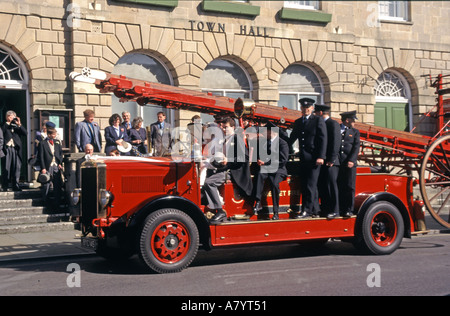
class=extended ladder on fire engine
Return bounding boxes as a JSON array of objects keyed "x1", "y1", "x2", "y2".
[{"x1": 70, "y1": 68, "x2": 450, "y2": 228}]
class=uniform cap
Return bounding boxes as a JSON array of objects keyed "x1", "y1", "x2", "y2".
[
  {"x1": 299, "y1": 98, "x2": 316, "y2": 108},
  {"x1": 45, "y1": 121, "x2": 56, "y2": 128},
  {"x1": 314, "y1": 104, "x2": 331, "y2": 112},
  {"x1": 340, "y1": 110, "x2": 358, "y2": 120}
]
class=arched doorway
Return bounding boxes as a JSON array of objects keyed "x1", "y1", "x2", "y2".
[
  {"x1": 0, "y1": 44, "x2": 30, "y2": 182},
  {"x1": 111, "y1": 52, "x2": 174, "y2": 127},
  {"x1": 374, "y1": 70, "x2": 411, "y2": 131}
]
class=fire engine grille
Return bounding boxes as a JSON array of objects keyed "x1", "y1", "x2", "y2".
[
  {"x1": 80, "y1": 162, "x2": 106, "y2": 235},
  {"x1": 122, "y1": 176, "x2": 165, "y2": 193}
]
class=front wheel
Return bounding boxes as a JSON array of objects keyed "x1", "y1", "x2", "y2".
[
  {"x1": 139, "y1": 208, "x2": 199, "y2": 273},
  {"x1": 355, "y1": 201, "x2": 404, "y2": 255}
]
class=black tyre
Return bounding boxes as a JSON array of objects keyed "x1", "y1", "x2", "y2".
[
  {"x1": 355, "y1": 201, "x2": 404, "y2": 255},
  {"x1": 139, "y1": 208, "x2": 199, "y2": 273}
]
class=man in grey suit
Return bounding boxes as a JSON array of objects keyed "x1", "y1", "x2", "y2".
[
  {"x1": 74, "y1": 109, "x2": 102, "y2": 153},
  {"x1": 150, "y1": 111, "x2": 172, "y2": 156}
]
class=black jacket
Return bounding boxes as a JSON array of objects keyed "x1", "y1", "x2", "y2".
[
  {"x1": 38, "y1": 139, "x2": 63, "y2": 171},
  {"x1": 289, "y1": 114, "x2": 327, "y2": 163},
  {"x1": 257, "y1": 136, "x2": 289, "y2": 177},
  {"x1": 216, "y1": 132, "x2": 253, "y2": 197},
  {"x1": 325, "y1": 118, "x2": 341, "y2": 166},
  {"x1": 339, "y1": 126, "x2": 360, "y2": 166},
  {"x1": 2, "y1": 123, "x2": 27, "y2": 159}
]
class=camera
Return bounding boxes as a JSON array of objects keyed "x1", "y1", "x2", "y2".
[{"x1": 10, "y1": 117, "x2": 19, "y2": 128}]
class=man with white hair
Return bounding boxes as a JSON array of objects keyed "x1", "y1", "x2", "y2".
[{"x1": 1, "y1": 110, "x2": 27, "y2": 191}]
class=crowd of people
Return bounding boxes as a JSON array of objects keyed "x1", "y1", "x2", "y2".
[
  {"x1": 74, "y1": 109, "x2": 173, "y2": 158},
  {"x1": 199, "y1": 98, "x2": 360, "y2": 224},
  {"x1": 2, "y1": 100, "x2": 359, "y2": 221}
]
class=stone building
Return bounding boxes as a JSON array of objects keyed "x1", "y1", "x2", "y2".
[{"x1": 0, "y1": 0, "x2": 449, "y2": 182}]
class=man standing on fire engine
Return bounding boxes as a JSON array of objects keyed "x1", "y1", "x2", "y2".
[
  {"x1": 289, "y1": 98, "x2": 327, "y2": 218},
  {"x1": 338, "y1": 110, "x2": 360, "y2": 217},
  {"x1": 315, "y1": 104, "x2": 341, "y2": 219},
  {"x1": 253, "y1": 121, "x2": 289, "y2": 220},
  {"x1": 203, "y1": 117, "x2": 252, "y2": 223}
]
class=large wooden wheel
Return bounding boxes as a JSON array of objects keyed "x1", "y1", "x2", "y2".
[{"x1": 419, "y1": 134, "x2": 450, "y2": 229}]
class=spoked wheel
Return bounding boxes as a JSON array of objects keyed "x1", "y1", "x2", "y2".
[
  {"x1": 140, "y1": 208, "x2": 199, "y2": 273},
  {"x1": 419, "y1": 134, "x2": 450, "y2": 229}
]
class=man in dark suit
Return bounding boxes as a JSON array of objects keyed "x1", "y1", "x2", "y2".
[
  {"x1": 2, "y1": 111, "x2": 27, "y2": 191},
  {"x1": 338, "y1": 110, "x2": 361, "y2": 217},
  {"x1": 150, "y1": 111, "x2": 172, "y2": 156},
  {"x1": 203, "y1": 117, "x2": 253, "y2": 223},
  {"x1": 289, "y1": 98, "x2": 327, "y2": 218},
  {"x1": 74, "y1": 109, "x2": 102, "y2": 153},
  {"x1": 253, "y1": 122, "x2": 289, "y2": 220},
  {"x1": 121, "y1": 111, "x2": 132, "y2": 134},
  {"x1": 315, "y1": 104, "x2": 341, "y2": 219},
  {"x1": 38, "y1": 125, "x2": 63, "y2": 211}
]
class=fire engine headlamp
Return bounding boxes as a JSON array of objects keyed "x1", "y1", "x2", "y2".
[
  {"x1": 99, "y1": 189, "x2": 114, "y2": 208},
  {"x1": 71, "y1": 188, "x2": 81, "y2": 205}
]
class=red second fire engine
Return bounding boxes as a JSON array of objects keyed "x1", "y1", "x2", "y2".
[{"x1": 70, "y1": 68, "x2": 429, "y2": 274}]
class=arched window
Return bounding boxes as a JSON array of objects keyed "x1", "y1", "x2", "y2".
[
  {"x1": 112, "y1": 53, "x2": 173, "y2": 126},
  {"x1": 278, "y1": 64, "x2": 323, "y2": 110},
  {"x1": 200, "y1": 58, "x2": 252, "y2": 122},
  {"x1": 201, "y1": 59, "x2": 252, "y2": 98},
  {"x1": 374, "y1": 70, "x2": 411, "y2": 131},
  {"x1": 0, "y1": 48, "x2": 25, "y2": 82}
]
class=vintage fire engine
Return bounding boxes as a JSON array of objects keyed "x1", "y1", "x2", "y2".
[{"x1": 69, "y1": 68, "x2": 450, "y2": 274}]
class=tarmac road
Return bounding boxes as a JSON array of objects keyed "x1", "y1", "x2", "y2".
[{"x1": 0, "y1": 233, "x2": 448, "y2": 297}]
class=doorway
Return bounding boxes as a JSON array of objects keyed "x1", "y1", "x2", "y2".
[
  {"x1": 374, "y1": 101, "x2": 409, "y2": 131},
  {"x1": 0, "y1": 89, "x2": 28, "y2": 181}
]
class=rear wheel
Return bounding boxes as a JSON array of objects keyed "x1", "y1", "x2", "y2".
[
  {"x1": 139, "y1": 208, "x2": 199, "y2": 273},
  {"x1": 356, "y1": 201, "x2": 404, "y2": 255}
]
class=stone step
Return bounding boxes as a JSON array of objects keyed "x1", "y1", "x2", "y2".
[
  {"x1": 0, "y1": 198, "x2": 44, "y2": 208},
  {"x1": 0, "y1": 188, "x2": 73, "y2": 234},
  {"x1": 0, "y1": 190, "x2": 42, "y2": 200},
  {"x1": 0, "y1": 222, "x2": 75, "y2": 234},
  {"x1": 0, "y1": 213, "x2": 70, "y2": 225}
]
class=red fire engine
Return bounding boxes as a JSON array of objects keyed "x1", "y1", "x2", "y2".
[{"x1": 69, "y1": 68, "x2": 449, "y2": 274}]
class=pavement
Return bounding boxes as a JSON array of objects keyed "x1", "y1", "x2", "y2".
[
  {"x1": 0, "y1": 229, "x2": 95, "y2": 263},
  {"x1": 0, "y1": 214, "x2": 448, "y2": 263}
]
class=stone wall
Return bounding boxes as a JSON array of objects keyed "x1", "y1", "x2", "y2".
[{"x1": 0, "y1": 0, "x2": 449, "y2": 153}]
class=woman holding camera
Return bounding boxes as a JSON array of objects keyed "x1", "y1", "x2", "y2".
[{"x1": 1, "y1": 110, "x2": 27, "y2": 191}]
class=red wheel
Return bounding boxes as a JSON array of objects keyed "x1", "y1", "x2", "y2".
[
  {"x1": 420, "y1": 134, "x2": 450, "y2": 229},
  {"x1": 356, "y1": 201, "x2": 404, "y2": 255},
  {"x1": 140, "y1": 209, "x2": 199, "y2": 273},
  {"x1": 150, "y1": 221, "x2": 191, "y2": 264},
  {"x1": 370, "y1": 211, "x2": 398, "y2": 247}
]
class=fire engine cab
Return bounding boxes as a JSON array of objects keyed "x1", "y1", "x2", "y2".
[{"x1": 70, "y1": 68, "x2": 425, "y2": 274}]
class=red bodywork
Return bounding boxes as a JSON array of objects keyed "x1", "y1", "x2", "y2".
[{"x1": 90, "y1": 156, "x2": 418, "y2": 248}]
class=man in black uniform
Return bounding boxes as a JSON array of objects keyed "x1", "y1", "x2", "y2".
[
  {"x1": 253, "y1": 122, "x2": 289, "y2": 220},
  {"x1": 315, "y1": 104, "x2": 341, "y2": 219},
  {"x1": 338, "y1": 111, "x2": 360, "y2": 217},
  {"x1": 289, "y1": 98, "x2": 327, "y2": 218}
]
